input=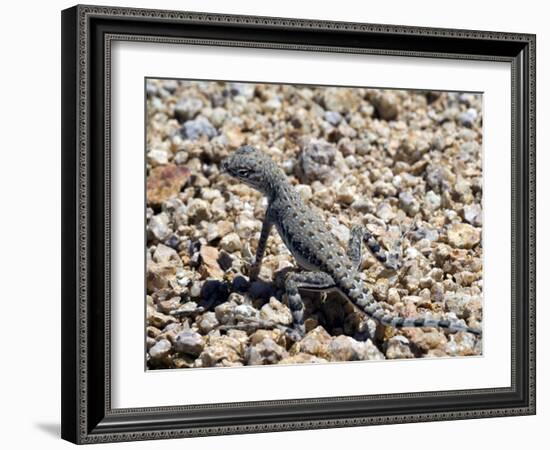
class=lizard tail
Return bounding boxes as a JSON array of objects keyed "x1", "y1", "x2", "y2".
[
  {"x1": 371, "y1": 307, "x2": 482, "y2": 336},
  {"x1": 343, "y1": 282, "x2": 482, "y2": 336}
]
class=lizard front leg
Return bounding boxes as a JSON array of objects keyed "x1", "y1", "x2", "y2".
[{"x1": 249, "y1": 213, "x2": 273, "y2": 281}]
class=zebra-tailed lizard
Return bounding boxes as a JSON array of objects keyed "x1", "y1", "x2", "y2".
[{"x1": 222, "y1": 145, "x2": 482, "y2": 340}]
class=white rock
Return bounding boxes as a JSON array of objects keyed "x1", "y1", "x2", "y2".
[
  {"x1": 376, "y1": 202, "x2": 395, "y2": 221},
  {"x1": 236, "y1": 216, "x2": 260, "y2": 239},
  {"x1": 147, "y1": 148, "x2": 170, "y2": 166},
  {"x1": 148, "y1": 212, "x2": 172, "y2": 241},
  {"x1": 425, "y1": 190, "x2": 441, "y2": 210},
  {"x1": 149, "y1": 339, "x2": 172, "y2": 361},
  {"x1": 463, "y1": 203, "x2": 482, "y2": 226}
]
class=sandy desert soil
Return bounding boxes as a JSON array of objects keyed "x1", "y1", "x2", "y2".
[{"x1": 145, "y1": 79, "x2": 483, "y2": 369}]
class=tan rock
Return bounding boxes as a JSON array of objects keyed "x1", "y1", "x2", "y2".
[
  {"x1": 220, "y1": 232, "x2": 241, "y2": 252},
  {"x1": 246, "y1": 338, "x2": 288, "y2": 365},
  {"x1": 198, "y1": 343, "x2": 242, "y2": 367},
  {"x1": 406, "y1": 330, "x2": 447, "y2": 352},
  {"x1": 187, "y1": 199, "x2": 211, "y2": 223},
  {"x1": 323, "y1": 88, "x2": 362, "y2": 113},
  {"x1": 260, "y1": 297, "x2": 293, "y2": 325},
  {"x1": 147, "y1": 164, "x2": 190, "y2": 205},
  {"x1": 196, "y1": 312, "x2": 219, "y2": 334},
  {"x1": 385, "y1": 336, "x2": 415, "y2": 359},
  {"x1": 217, "y1": 220, "x2": 234, "y2": 238},
  {"x1": 146, "y1": 305, "x2": 176, "y2": 329},
  {"x1": 290, "y1": 326, "x2": 332, "y2": 359},
  {"x1": 447, "y1": 223, "x2": 481, "y2": 249},
  {"x1": 250, "y1": 329, "x2": 286, "y2": 347},
  {"x1": 199, "y1": 246, "x2": 224, "y2": 279},
  {"x1": 387, "y1": 288, "x2": 401, "y2": 305},
  {"x1": 369, "y1": 91, "x2": 400, "y2": 120},
  {"x1": 225, "y1": 127, "x2": 245, "y2": 148},
  {"x1": 157, "y1": 296, "x2": 181, "y2": 314}
]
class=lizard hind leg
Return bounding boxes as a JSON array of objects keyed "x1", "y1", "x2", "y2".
[
  {"x1": 348, "y1": 225, "x2": 402, "y2": 271},
  {"x1": 284, "y1": 271, "x2": 335, "y2": 340}
]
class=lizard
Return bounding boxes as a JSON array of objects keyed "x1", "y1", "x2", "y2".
[{"x1": 221, "y1": 145, "x2": 482, "y2": 340}]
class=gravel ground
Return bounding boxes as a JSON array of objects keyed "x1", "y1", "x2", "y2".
[{"x1": 145, "y1": 79, "x2": 483, "y2": 369}]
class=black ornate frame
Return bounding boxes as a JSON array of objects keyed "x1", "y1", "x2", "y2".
[{"x1": 61, "y1": 4, "x2": 536, "y2": 444}]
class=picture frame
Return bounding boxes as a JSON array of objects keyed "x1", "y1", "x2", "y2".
[{"x1": 61, "y1": 4, "x2": 536, "y2": 444}]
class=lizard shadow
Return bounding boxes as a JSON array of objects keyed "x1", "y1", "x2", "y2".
[
  {"x1": 198, "y1": 275, "x2": 279, "y2": 312},
  {"x1": 197, "y1": 270, "x2": 377, "y2": 343}
]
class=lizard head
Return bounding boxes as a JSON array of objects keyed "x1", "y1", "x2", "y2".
[{"x1": 221, "y1": 145, "x2": 280, "y2": 194}]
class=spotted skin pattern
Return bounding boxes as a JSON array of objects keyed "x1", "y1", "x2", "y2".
[{"x1": 222, "y1": 146, "x2": 482, "y2": 340}]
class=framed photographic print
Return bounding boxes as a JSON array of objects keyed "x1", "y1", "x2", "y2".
[{"x1": 61, "y1": 4, "x2": 536, "y2": 444}]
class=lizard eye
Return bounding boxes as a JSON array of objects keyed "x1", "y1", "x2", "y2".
[{"x1": 237, "y1": 168, "x2": 250, "y2": 177}]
